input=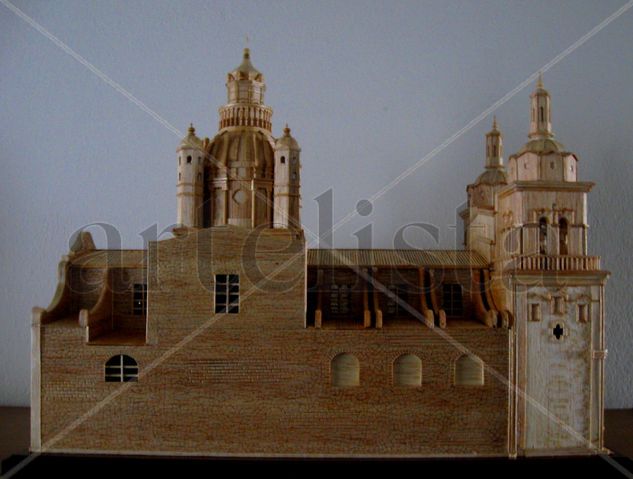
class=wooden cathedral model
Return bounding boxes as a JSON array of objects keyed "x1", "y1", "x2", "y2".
[{"x1": 31, "y1": 50, "x2": 608, "y2": 458}]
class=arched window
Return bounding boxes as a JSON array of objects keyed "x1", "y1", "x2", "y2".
[
  {"x1": 455, "y1": 354, "x2": 484, "y2": 386},
  {"x1": 105, "y1": 355, "x2": 138, "y2": 382},
  {"x1": 539, "y1": 217, "x2": 548, "y2": 255},
  {"x1": 331, "y1": 353, "x2": 359, "y2": 387},
  {"x1": 559, "y1": 218, "x2": 569, "y2": 255},
  {"x1": 393, "y1": 354, "x2": 422, "y2": 386},
  {"x1": 187, "y1": 155, "x2": 192, "y2": 164},
  {"x1": 539, "y1": 106, "x2": 544, "y2": 122}
]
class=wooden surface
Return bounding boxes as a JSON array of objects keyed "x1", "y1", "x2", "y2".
[
  {"x1": 604, "y1": 409, "x2": 633, "y2": 459},
  {"x1": 1, "y1": 407, "x2": 631, "y2": 462},
  {"x1": 0, "y1": 407, "x2": 29, "y2": 462}
]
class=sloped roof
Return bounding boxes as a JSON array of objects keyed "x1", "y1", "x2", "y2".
[
  {"x1": 307, "y1": 249, "x2": 488, "y2": 268},
  {"x1": 474, "y1": 168, "x2": 508, "y2": 186},
  {"x1": 69, "y1": 250, "x2": 146, "y2": 268},
  {"x1": 69, "y1": 248, "x2": 487, "y2": 269},
  {"x1": 512, "y1": 137, "x2": 569, "y2": 157}
]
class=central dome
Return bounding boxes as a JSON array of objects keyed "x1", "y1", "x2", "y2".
[
  {"x1": 175, "y1": 48, "x2": 300, "y2": 230},
  {"x1": 203, "y1": 128, "x2": 275, "y2": 228},
  {"x1": 207, "y1": 129, "x2": 275, "y2": 174}
]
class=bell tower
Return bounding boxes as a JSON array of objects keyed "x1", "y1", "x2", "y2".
[{"x1": 498, "y1": 77, "x2": 609, "y2": 456}]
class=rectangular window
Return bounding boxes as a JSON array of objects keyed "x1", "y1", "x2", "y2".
[
  {"x1": 442, "y1": 284, "x2": 463, "y2": 317},
  {"x1": 133, "y1": 283, "x2": 147, "y2": 316},
  {"x1": 329, "y1": 283, "x2": 350, "y2": 315},
  {"x1": 386, "y1": 284, "x2": 407, "y2": 316},
  {"x1": 215, "y1": 274, "x2": 239, "y2": 314}
]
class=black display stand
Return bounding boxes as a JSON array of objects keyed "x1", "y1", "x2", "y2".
[{"x1": 2, "y1": 454, "x2": 633, "y2": 478}]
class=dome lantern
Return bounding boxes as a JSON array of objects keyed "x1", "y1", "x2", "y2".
[{"x1": 219, "y1": 48, "x2": 272, "y2": 132}]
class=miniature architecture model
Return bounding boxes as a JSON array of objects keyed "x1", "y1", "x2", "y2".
[{"x1": 32, "y1": 52, "x2": 608, "y2": 457}]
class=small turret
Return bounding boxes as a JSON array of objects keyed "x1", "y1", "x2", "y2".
[
  {"x1": 176, "y1": 124, "x2": 205, "y2": 229},
  {"x1": 471, "y1": 117, "x2": 508, "y2": 198},
  {"x1": 529, "y1": 73, "x2": 553, "y2": 139},
  {"x1": 485, "y1": 116, "x2": 503, "y2": 169},
  {"x1": 463, "y1": 117, "x2": 508, "y2": 261},
  {"x1": 273, "y1": 125, "x2": 301, "y2": 229}
]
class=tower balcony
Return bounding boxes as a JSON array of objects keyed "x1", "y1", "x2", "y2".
[{"x1": 510, "y1": 254, "x2": 601, "y2": 272}]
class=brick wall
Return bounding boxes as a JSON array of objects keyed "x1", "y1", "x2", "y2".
[{"x1": 38, "y1": 227, "x2": 510, "y2": 457}]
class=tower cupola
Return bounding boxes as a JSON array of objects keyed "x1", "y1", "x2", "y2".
[
  {"x1": 218, "y1": 48, "x2": 273, "y2": 132},
  {"x1": 485, "y1": 116, "x2": 503, "y2": 169},
  {"x1": 529, "y1": 73, "x2": 553, "y2": 139}
]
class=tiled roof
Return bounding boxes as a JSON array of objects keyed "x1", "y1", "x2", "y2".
[
  {"x1": 69, "y1": 250, "x2": 146, "y2": 268},
  {"x1": 307, "y1": 249, "x2": 488, "y2": 268},
  {"x1": 69, "y1": 248, "x2": 487, "y2": 269}
]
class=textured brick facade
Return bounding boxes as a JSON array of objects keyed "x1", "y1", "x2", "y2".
[
  {"x1": 31, "y1": 52, "x2": 606, "y2": 460},
  {"x1": 35, "y1": 227, "x2": 510, "y2": 457}
]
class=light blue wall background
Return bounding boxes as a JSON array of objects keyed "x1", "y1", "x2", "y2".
[{"x1": 1, "y1": 0, "x2": 632, "y2": 407}]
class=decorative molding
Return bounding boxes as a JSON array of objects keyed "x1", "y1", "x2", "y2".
[
  {"x1": 548, "y1": 320, "x2": 568, "y2": 342},
  {"x1": 577, "y1": 304, "x2": 589, "y2": 324},
  {"x1": 592, "y1": 350, "x2": 608, "y2": 360},
  {"x1": 552, "y1": 296, "x2": 566, "y2": 316},
  {"x1": 527, "y1": 292, "x2": 552, "y2": 302},
  {"x1": 529, "y1": 303, "x2": 541, "y2": 322}
]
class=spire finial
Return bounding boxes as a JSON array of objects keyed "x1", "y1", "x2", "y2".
[
  {"x1": 283, "y1": 123, "x2": 291, "y2": 136},
  {"x1": 492, "y1": 115, "x2": 498, "y2": 130},
  {"x1": 243, "y1": 35, "x2": 251, "y2": 60},
  {"x1": 188, "y1": 123, "x2": 195, "y2": 135},
  {"x1": 529, "y1": 71, "x2": 553, "y2": 138}
]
